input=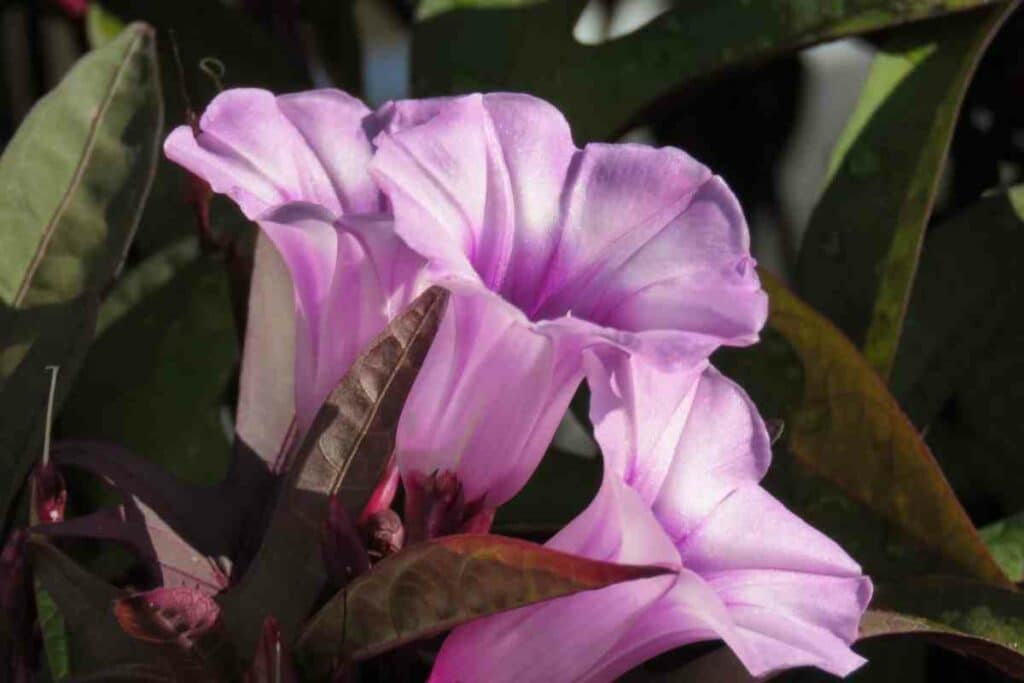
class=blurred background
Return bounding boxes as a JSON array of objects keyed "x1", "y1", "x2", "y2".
[{"x1": 2, "y1": 0, "x2": 1022, "y2": 280}]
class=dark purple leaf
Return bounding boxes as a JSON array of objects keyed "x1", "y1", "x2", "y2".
[
  {"x1": 35, "y1": 500, "x2": 229, "y2": 594},
  {"x1": 0, "y1": 531, "x2": 30, "y2": 683},
  {"x1": 296, "y1": 534, "x2": 676, "y2": 676},
  {"x1": 322, "y1": 495, "x2": 370, "y2": 589},
  {"x1": 53, "y1": 440, "x2": 239, "y2": 557},
  {"x1": 29, "y1": 539, "x2": 166, "y2": 675},
  {"x1": 220, "y1": 286, "x2": 449, "y2": 654}
]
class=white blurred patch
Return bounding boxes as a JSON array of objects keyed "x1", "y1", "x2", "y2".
[
  {"x1": 356, "y1": 0, "x2": 410, "y2": 105},
  {"x1": 574, "y1": 0, "x2": 671, "y2": 45},
  {"x1": 778, "y1": 40, "x2": 875, "y2": 242}
]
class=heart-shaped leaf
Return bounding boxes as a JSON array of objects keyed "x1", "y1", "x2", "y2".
[
  {"x1": 220, "y1": 286, "x2": 450, "y2": 654},
  {"x1": 296, "y1": 534, "x2": 674, "y2": 676},
  {"x1": 0, "y1": 22, "x2": 162, "y2": 524},
  {"x1": 797, "y1": 2, "x2": 1018, "y2": 378},
  {"x1": 716, "y1": 272, "x2": 1009, "y2": 586},
  {"x1": 413, "y1": 0, "x2": 1001, "y2": 141}
]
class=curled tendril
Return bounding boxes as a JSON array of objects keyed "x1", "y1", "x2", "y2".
[{"x1": 199, "y1": 57, "x2": 226, "y2": 92}]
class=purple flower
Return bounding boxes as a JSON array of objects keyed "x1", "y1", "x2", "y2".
[
  {"x1": 430, "y1": 356, "x2": 872, "y2": 681},
  {"x1": 165, "y1": 88, "x2": 766, "y2": 524},
  {"x1": 372, "y1": 93, "x2": 767, "y2": 517}
]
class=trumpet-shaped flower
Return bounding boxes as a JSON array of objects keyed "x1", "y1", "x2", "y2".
[
  {"x1": 431, "y1": 356, "x2": 872, "y2": 681},
  {"x1": 165, "y1": 88, "x2": 767, "y2": 525}
]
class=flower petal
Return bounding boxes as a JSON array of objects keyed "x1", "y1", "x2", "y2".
[
  {"x1": 583, "y1": 348, "x2": 707, "y2": 505},
  {"x1": 705, "y1": 570, "x2": 871, "y2": 677},
  {"x1": 585, "y1": 351, "x2": 770, "y2": 534},
  {"x1": 574, "y1": 487, "x2": 870, "y2": 680},
  {"x1": 165, "y1": 88, "x2": 376, "y2": 219},
  {"x1": 429, "y1": 474, "x2": 679, "y2": 683},
  {"x1": 257, "y1": 202, "x2": 339, "y2": 422},
  {"x1": 677, "y1": 485, "x2": 870, "y2": 677},
  {"x1": 679, "y1": 485, "x2": 864, "y2": 577},
  {"x1": 257, "y1": 203, "x2": 426, "y2": 428},
  {"x1": 396, "y1": 290, "x2": 583, "y2": 508},
  {"x1": 650, "y1": 368, "x2": 772, "y2": 541},
  {"x1": 535, "y1": 147, "x2": 767, "y2": 346},
  {"x1": 369, "y1": 93, "x2": 577, "y2": 309}
]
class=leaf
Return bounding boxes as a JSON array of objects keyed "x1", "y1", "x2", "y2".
[
  {"x1": 52, "y1": 441, "x2": 239, "y2": 563},
  {"x1": 28, "y1": 539, "x2": 165, "y2": 676},
  {"x1": 34, "y1": 498, "x2": 230, "y2": 594},
  {"x1": 890, "y1": 187, "x2": 1024, "y2": 513},
  {"x1": 797, "y1": 3, "x2": 1018, "y2": 379},
  {"x1": 716, "y1": 272, "x2": 1009, "y2": 586},
  {"x1": 0, "y1": 23, "x2": 162, "y2": 524},
  {"x1": 296, "y1": 534, "x2": 674, "y2": 676},
  {"x1": 36, "y1": 587, "x2": 71, "y2": 680},
  {"x1": 981, "y1": 512, "x2": 1024, "y2": 584},
  {"x1": 58, "y1": 243, "x2": 238, "y2": 486},
  {"x1": 412, "y1": 0, "x2": 1001, "y2": 141},
  {"x1": 861, "y1": 578, "x2": 1024, "y2": 677},
  {"x1": 0, "y1": 531, "x2": 31, "y2": 681},
  {"x1": 220, "y1": 287, "x2": 450, "y2": 655},
  {"x1": 86, "y1": 3, "x2": 126, "y2": 48},
  {"x1": 244, "y1": 617, "x2": 299, "y2": 683}
]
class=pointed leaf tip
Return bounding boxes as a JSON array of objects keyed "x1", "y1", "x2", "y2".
[{"x1": 297, "y1": 533, "x2": 675, "y2": 675}]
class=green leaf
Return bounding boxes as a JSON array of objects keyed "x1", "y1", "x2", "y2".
[
  {"x1": 412, "y1": 0, "x2": 1001, "y2": 141},
  {"x1": 862, "y1": 579, "x2": 1024, "y2": 678},
  {"x1": 0, "y1": 23, "x2": 162, "y2": 524},
  {"x1": 58, "y1": 240, "x2": 238, "y2": 486},
  {"x1": 220, "y1": 287, "x2": 450, "y2": 655},
  {"x1": 86, "y1": 3, "x2": 127, "y2": 49},
  {"x1": 797, "y1": 3, "x2": 1017, "y2": 379},
  {"x1": 980, "y1": 511, "x2": 1024, "y2": 584},
  {"x1": 296, "y1": 534, "x2": 673, "y2": 676},
  {"x1": 890, "y1": 186, "x2": 1024, "y2": 513},
  {"x1": 35, "y1": 585, "x2": 70, "y2": 680},
  {"x1": 716, "y1": 272, "x2": 1009, "y2": 586}
]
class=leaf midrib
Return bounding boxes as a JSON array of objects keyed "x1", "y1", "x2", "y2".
[{"x1": 13, "y1": 28, "x2": 146, "y2": 307}]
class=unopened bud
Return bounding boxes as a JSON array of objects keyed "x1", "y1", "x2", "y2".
[{"x1": 361, "y1": 509, "x2": 405, "y2": 561}]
